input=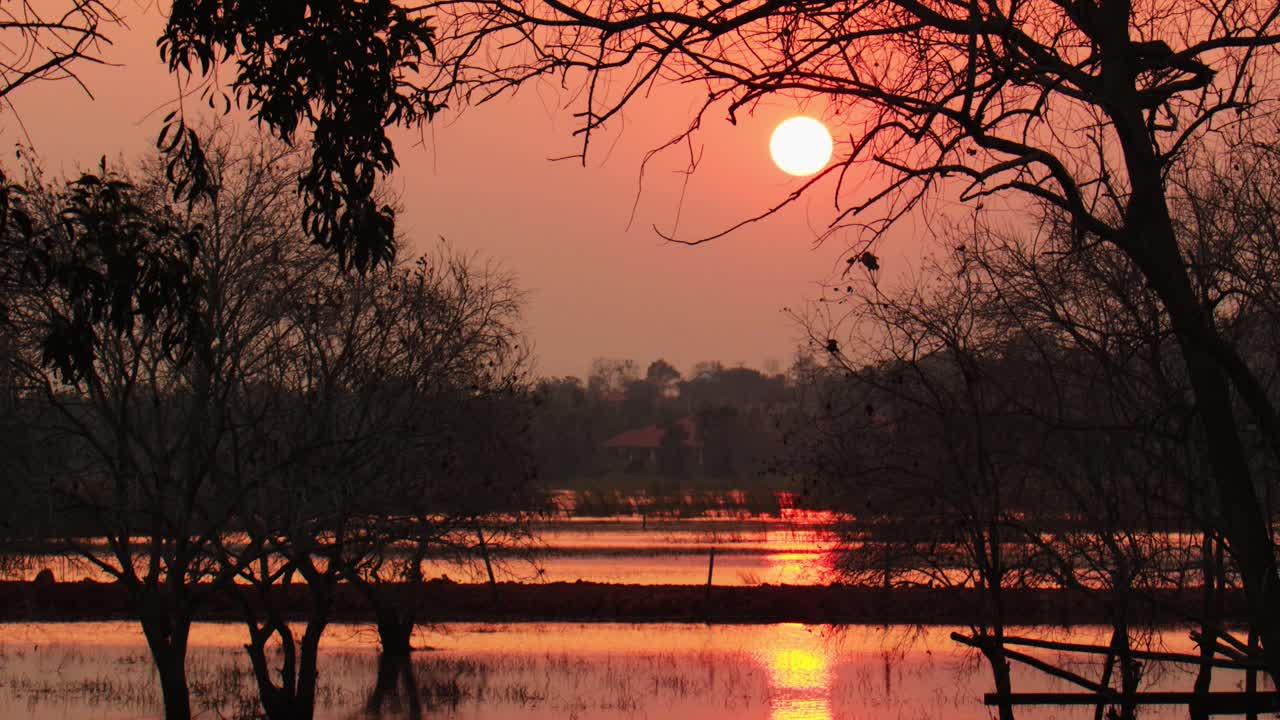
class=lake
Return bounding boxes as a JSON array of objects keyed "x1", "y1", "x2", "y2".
[{"x1": 0, "y1": 621, "x2": 1265, "y2": 720}]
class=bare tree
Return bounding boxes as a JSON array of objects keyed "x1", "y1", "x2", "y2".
[
  {"x1": 949, "y1": 223, "x2": 1208, "y2": 719},
  {"x1": 8, "y1": 131, "x2": 314, "y2": 720},
  {"x1": 409, "y1": 0, "x2": 1280, "y2": 681},
  {"x1": 0, "y1": 1, "x2": 117, "y2": 104},
  {"x1": 795, "y1": 157, "x2": 1280, "y2": 709},
  {"x1": 221, "y1": 242, "x2": 537, "y2": 720},
  {"x1": 791, "y1": 262, "x2": 1048, "y2": 720},
  {"x1": 349, "y1": 247, "x2": 540, "y2": 720}
]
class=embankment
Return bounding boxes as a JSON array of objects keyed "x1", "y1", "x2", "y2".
[{"x1": 0, "y1": 579, "x2": 1247, "y2": 626}]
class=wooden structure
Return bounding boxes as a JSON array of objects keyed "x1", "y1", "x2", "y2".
[
  {"x1": 601, "y1": 416, "x2": 703, "y2": 472},
  {"x1": 953, "y1": 630, "x2": 1277, "y2": 718}
]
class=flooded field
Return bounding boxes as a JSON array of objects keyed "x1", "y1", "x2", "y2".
[
  {"x1": 0, "y1": 621, "x2": 1266, "y2": 720},
  {"x1": 20, "y1": 517, "x2": 837, "y2": 586},
  {"x1": 15, "y1": 504, "x2": 1218, "y2": 589},
  {"x1": 506, "y1": 518, "x2": 833, "y2": 585}
]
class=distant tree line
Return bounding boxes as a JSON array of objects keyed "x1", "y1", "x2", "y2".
[{"x1": 530, "y1": 357, "x2": 799, "y2": 490}]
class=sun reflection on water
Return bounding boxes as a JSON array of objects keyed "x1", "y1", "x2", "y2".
[
  {"x1": 762, "y1": 549, "x2": 830, "y2": 585},
  {"x1": 759, "y1": 624, "x2": 834, "y2": 720}
]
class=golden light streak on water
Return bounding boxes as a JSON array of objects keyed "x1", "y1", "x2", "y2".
[
  {"x1": 758, "y1": 624, "x2": 833, "y2": 720},
  {"x1": 762, "y1": 550, "x2": 829, "y2": 585}
]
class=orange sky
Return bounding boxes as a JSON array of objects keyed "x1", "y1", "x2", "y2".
[{"x1": 5, "y1": 1, "x2": 939, "y2": 379}]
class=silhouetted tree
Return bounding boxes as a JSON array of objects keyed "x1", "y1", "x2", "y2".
[
  {"x1": 794, "y1": 271, "x2": 1038, "y2": 720},
  {"x1": 793, "y1": 182, "x2": 1276, "y2": 714},
  {"x1": 0, "y1": 1, "x2": 442, "y2": 386},
  {"x1": 420, "y1": 0, "x2": 1280, "y2": 680},
  {"x1": 530, "y1": 376, "x2": 597, "y2": 484},
  {"x1": 225, "y1": 241, "x2": 535, "y2": 720},
  {"x1": 0, "y1": 1, "x2": 117, "y2": 102},
  {"x1": 621, "y1": 378, "x2": 661, "y2": 428},
  {"x1": 656, "y1": 416, "x2": 689, "y2": 479},
  {"x1": 155, "y1": 2, "x2": 443, "y2": 271},
  {"x1": 680, "y1": 365, "x2": 784, "y2": 410},
  {"x1": 586, "y1": 358, "x2": 638, "y2": 400},
  {"x1": 10, "y1": 132, "x2": 313, "y2": 720},
  {"x1": 696, "y1": 406, "x2": 742, "y2": 479},
  {"x1": 349, "y1": 249, "x2": 538, "y2": 720},
  {"x1": 645, "y1": 358, "x2": 681, "y2": 394}
]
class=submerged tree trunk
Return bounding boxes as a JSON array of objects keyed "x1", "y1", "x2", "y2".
[
  {"x1": 980, "y1": 523, "x2": 1015, "y2": 720},
  {"x1": 1094, "y1": 644, "x2": 1116, "y2": 720},
  {"x1": 1247, "y1": 627, "x2": 1261, "y2": 720},
  {"x1": 365, "y1": 607, "x2": 420, "y2": 720},
  {"x1": 139, "y1": 604, "x2": 193, "y2": 720},
  {"x1": 1113, "y1": 620, "x2": 1139, "y2": 720},
  {"x1": 240, "y1": 567, "x2": 332, "y2": 720},
  {"x1": 244, "y1": 614, "x2": 328, "y2": 720},
  {"x1": 982, "y1": 642, "x2": 1015, "y2": 720},
  {"x1": 1101, "y1": 551, "x2": 1141, "y2": 720},
  {"x1": 1192, "y1": 535, "x2": 1224, "y2": 720}
]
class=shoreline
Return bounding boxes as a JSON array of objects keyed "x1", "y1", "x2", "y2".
[{"x1": 0, "y1": 579, "x2": 1246, "y2": 626}]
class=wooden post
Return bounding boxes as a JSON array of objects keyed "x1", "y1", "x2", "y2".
[
  {"x1": 705, "y1": 546, "x2": 716, "y2": 597},
  {"x1": 1095, "y1": 640, "x2": 1116, "y2": 720},
  {"x1": 1247, "y1": 628, "x2": 1260, "y2": 720},
  {"x1": 1193, "y1": 534, "x2": 1219, "y2": 720},
  {"x1": 701, "y1": 545, "x2": 716, "y2": 624},
  {"x1": 477, "y1": 529, "x2": 497, "y2": 601}
]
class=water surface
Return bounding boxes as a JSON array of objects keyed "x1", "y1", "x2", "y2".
[{"x1": 0, "y1": 622, "x2": 1264, "y2": 720}]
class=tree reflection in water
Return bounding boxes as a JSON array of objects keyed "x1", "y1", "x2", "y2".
[{"x1": 363, "y1": 616, "x2": 429, "y2": 720}]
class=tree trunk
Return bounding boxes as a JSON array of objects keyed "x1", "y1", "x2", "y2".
[
  {"x1": 296, "y1": 618, "x2": 325, "y2": 720},
  {"x1": 1114, "y1": 622, "x2": 1139, "y2": 720},
  {"x1": 139, "y1": 610, "x2": 192, "y2": 720},
  {"x1": 1142, "y1": 237, "x2": 1280, "y2": 687},
  {"x1": 244, "y1": 615, "x2": 327, "y2": 720},
  {"x1": 155, "y1": 650, "x2": 192, "y2": 720},
  {"x1": 983, "y1": 524, "x2": 1015, "y2": 720},
  {"x1": 1106, "y1": 94, "x2": 1280, "y2": 686},
  {"x1": 1192, "y1": 535, "x2": 1223, "y2": 720},
  {"x1": 477, "y1": 528, "x2": 498, "y2": 602},
  {"x1": 376, "y1": 615, "x2": 413, "y2": 657},
  {"x1": 1094, "y1": 643, "x2": 1116, "y2": 720},
  {"x1": 365, "y1": 609, "x2": 419, "y2": 719},
  {"x1": 983, "y1": 644, "x2": 1016, "y2": 720},
  {"x1": 244, "y1": 627, "x2": 291, "y2": 720}
]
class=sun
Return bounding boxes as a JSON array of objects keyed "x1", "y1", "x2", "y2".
[{"x1": 770, "y1": 116, "x2": 833, "y2": 176}]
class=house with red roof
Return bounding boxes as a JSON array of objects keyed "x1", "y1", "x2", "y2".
[{"x1": 602, "y1": 416, "x2": 703, "y2": 472}]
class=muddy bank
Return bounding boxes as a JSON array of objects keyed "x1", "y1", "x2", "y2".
[{"x1": 0, "y1": 578, "x2": 1246, "y2": 626}]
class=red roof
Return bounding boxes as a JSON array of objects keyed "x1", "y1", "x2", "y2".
[{"x1": 603, "y1": 417, "x2": 701, "y2": 449}]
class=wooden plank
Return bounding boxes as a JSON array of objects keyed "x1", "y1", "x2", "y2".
[
  {"x1": 1246, "y1": 630, "x2": 1260, "y2": 720},
  {"x1": 951, "y1": 633, "x2": 1115, "y2": 695},
  {"x1": 1191, "y1": 630, "x2": 1256, "y2": 663},
  {"x1": 997, "y1": 634, "x2": 1263, "y2": 670},
  {"x1": 1214, "y1": 631, "x2": 1254, "y2": 656},
  {"x1": 984, "y1": 692, "x2": 1280, "y2": 714}
]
